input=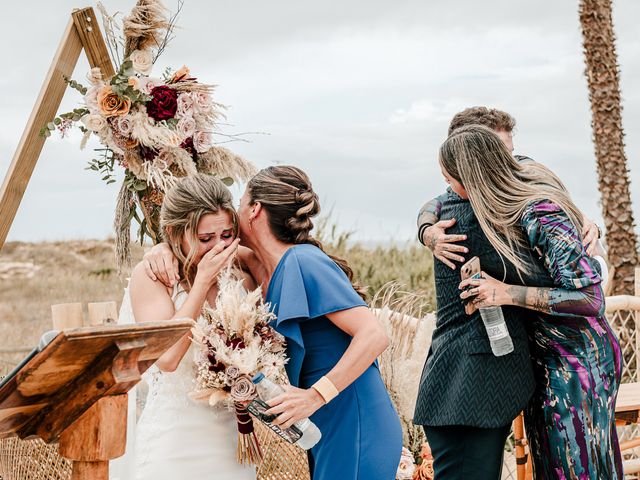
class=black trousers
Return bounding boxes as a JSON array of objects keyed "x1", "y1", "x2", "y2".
[{"x1": 423, "y1": 424, "x2": 511, "y2": 480}]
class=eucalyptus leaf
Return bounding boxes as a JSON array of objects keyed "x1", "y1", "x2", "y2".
[{"x1": 221, "y1": 177, "x2": 234, "y2": 186}]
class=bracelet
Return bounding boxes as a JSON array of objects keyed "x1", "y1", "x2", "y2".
[{"x1": 311, "y1": 376, "x2": 339, "y2": 404}]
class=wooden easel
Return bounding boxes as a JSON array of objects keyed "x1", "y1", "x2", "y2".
[
  {"x1": 0, "y1": 320, "x2": 193, "y2": 480},
  {"x1": 0, "y1": 7, "x2": 115, "y2": 249}
]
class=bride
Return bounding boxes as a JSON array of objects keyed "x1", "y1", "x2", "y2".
[{"x1": 118, "y1": 173, "x2": 257, "y2": 479}]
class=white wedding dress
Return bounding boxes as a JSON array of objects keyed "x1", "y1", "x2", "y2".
[{"x1": 111, "y1": 283, "x2": 256, "y2": 480}]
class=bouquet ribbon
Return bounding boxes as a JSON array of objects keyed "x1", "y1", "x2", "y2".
[{"x1": 235, "y1": 402, "x2": 263, "y2": 465}]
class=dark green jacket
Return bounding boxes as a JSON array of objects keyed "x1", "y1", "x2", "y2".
[{"x1": 414, "y1": 190, "x2": 554, "y2": 428}]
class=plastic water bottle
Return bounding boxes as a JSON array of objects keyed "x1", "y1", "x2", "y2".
[
  {"x1": 252, "y1": 372, "x2": 322, "y2": 450},
  {"x1": 479, "y1": 307, "x2": 514, "y2": 356}
]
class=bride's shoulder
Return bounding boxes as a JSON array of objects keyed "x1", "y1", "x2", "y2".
[
  {"x1": 230, "y1": 268, "x2": 258, "y2": 292},
  {"x1": 129, "y1": 261, "x2": 173, "y2": 298}
]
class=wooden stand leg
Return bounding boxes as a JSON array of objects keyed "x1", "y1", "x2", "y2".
[
  {"x1": 58, "y1": 395, "x2": 128, "y2": 480},
  {"x1": 70, "y1": 461, "x2": 109, "y2": 480}
]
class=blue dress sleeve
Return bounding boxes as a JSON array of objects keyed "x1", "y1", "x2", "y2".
[
  {"x1": 274, "y1": 246, "x2": 367, "y2": 325},
  {"x1": 267, "y1": 245, "x2": 367, "y2": 386},
  {"x1": 521, "y1": 201, "x2": 605, "y2": 317}
]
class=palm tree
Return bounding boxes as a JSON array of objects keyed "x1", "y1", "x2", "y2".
[{"x1": 579, "y1": 0, "x2": 639, "y2": 295}]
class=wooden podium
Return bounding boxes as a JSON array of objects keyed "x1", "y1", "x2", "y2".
[{"x1": 0, "y1": 320, "x2": 192, "y2": 479}]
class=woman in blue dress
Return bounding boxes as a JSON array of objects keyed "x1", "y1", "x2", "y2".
[
  {"x1": 443, "y1": 125, "x2": 622, "y2": 479},
  {"x1": 237, "y1": 165, "x2": 403, "y2": 480}
]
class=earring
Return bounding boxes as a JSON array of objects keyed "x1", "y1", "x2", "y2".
[{"x1": 248, "y1": 218, "x2": 253, "y2": 231}]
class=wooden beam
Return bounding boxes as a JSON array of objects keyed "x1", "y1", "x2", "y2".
[
  {"x1": 0, "y1": 7, "x2": 115, "y2": 250},
  {"x1": 72, "y1": 8, "x2": 116, "y2": 79},
  {"x1": 0, "y1": 17, "x2": 84, "y2": 249}
]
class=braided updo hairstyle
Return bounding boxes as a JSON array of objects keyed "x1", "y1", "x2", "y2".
[{"x1": 247, "y1": 165, "x2": 367, "y2": 300}]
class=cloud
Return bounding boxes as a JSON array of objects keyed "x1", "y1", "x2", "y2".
[{"x1": 1, "y1": 0, "x2": 639, "y2": 243}]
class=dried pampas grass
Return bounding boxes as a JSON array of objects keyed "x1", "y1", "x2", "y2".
[
  {"x1": 123, "y1": 0, "x2": 170, "y2": 57},
  {"x1": 372, "y1": 283, "x2": 435, "y2": 455},
  {"x1": 113, "y1": 182, "x2": 134, "y2": 271},
  {"x1": 198, "y1": 146, "x2": 257, "y2": 184}
]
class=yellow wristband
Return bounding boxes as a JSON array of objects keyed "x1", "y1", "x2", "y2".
[{"x1": 311, "y1": 376, "x2": 339, "y2": 404}]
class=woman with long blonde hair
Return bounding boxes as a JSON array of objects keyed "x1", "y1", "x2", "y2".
[
  {"x1": 124, "y1": 173, "x2": 257, "y2": 480},
  {"x1": 444, "y1": 125, "x2": 622, "y2": 479}
]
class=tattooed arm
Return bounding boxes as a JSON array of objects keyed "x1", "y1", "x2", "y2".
[
  {"x1": 417, "y1": 192, "x2": 469, "y2": 269},
  {"x1": 459, "y1": 273, "x2": 605, "y2": 318},
  {"x1": 417, "y1": 196, "x2": 443, "y2": 245},
  {"x1": 459, "y1": 200, "x2": 607, "y2": 317}
]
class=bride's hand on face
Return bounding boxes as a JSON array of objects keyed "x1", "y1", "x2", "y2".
[
  {"x1": 193, "y1": 239, "x2": 241, "y2": 289},
  {"x1": 265, "y1": 386, "x2": 325, "y2": 429}
]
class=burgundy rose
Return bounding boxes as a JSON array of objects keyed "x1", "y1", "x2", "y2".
[
  {"x1": 208, "y1": 361, "x2": 226, "y2": 373},
  {"x1": 180, "y1": 136, "x2": 197, "y2": 160},
  {"x1": 139, "y1": 145, "x2": 158, "y2": 162},
  {"x1": 147, "y1": 85, "x2": 178, "y2": 121},
  {"x1": 227, "y1": 337, "x2": 246, "y2": 350}
]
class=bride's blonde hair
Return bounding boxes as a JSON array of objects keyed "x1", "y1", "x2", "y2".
[
  {"x1": 160, "y1": 173, "x2": 238, "y2": 289},
  {"x1": 439, "y1": 124, "x2": 583, "y2": 275}
]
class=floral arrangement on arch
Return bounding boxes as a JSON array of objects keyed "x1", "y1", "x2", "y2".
[
  {"x1": 190, "y1": 270, "x2": 289, "y2": 464},
  {"x1": 42, "y1": 0, "x2": 255, "y2": 268}
]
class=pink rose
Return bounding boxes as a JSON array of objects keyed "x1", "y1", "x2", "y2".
[
  {"x1": 230, "y1": 374, "x2": 257, "y2": 402},
  {"x1": 176, "y1": 93, "x2": 195, "y2": 118},
  {"x1": 192, "y1": 92, "x2": 212, "y2": 112},
  {"x1": 176, "y1": 116, "x2": 196, "y2": 138},
  {"x1": 114, "y1": 115, "x2": 134, "y2": 137},
  {"x1": 193, "y1": 131, "x2": 212, "y2": 153},
  {"x1": 137, "y1": 77, "x2": 165, "y2": 95},
  {"x1": 84, "y1": 85, "x2": 102, "y2": 112}
]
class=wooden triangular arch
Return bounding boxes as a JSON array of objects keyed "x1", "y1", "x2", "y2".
[{"x1": 0, "y1": 7, "x2": 115, "y2": 249}]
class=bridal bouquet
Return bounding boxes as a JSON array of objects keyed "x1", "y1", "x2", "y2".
[
  {"x1": 191, "y1": 270, "x2": 288, "y2": 464},
  {"x1": 41, "y1": 0, "x2": 255, "y2": 268}
]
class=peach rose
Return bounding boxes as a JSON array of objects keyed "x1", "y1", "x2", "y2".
[
  {"x1": 98, "y1": 86, "x2": 131, "y2": 117},
  {"x1": 172, "y1": 65, "x2": 190, "y2": 82}
]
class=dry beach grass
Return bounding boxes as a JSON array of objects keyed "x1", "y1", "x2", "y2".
[{"x1": 0, "y1": 238, "x2": 435, "y2": 357}]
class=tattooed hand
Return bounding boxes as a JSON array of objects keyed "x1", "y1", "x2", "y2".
[
  {"x1": 422, "y1": 218, "x2": 468, "y2": 270},
  {"x1": 460, "y1": 273, "x2": 554, "y2": 314},
  {"x1": 458, "y1": 271, "x2": 510, "y2": 310}
]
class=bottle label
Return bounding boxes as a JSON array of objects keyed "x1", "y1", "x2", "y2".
[
  {"x1": 486, "y1": 323, "x2": 509, "y2": 341},
  {"x1": 247, "y1": 399, "x2": 303, "y2": 444}
]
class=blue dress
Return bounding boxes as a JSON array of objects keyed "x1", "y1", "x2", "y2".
[{"x1": 266, "y1": 244, "x2": 403, "y2": 480}]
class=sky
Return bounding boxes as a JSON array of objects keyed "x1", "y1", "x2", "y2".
[{"x1": 1, "y1": 0, "x2": 639, "y2": 244}]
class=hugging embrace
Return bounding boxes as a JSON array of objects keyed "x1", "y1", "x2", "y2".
[
  {"x1": 414, "y1": 107, "x2": 622, "y2": 480},
  {"x1": 122, "y1": 166, "x2": 403, "y2": 480}
]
